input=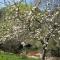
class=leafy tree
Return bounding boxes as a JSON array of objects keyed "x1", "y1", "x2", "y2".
[{"x1": 0, "y1": 0, "x2": 60, "y2": 60}]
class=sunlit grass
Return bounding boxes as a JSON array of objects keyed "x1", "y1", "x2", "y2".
[{"x1": 0, "y1": 52, "x2": 39, "y2": 60}]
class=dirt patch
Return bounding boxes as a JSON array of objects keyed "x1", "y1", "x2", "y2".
[
  {"x1": 26, "y1": 51, "x2": 42, "y2": 59},
  {"x1": 46, "y1": 57, "x2": 60, "y2": 60}
]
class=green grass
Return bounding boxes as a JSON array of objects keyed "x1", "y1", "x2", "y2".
[{"x1": 0, "y1": 52, "x2": 39, "y2": 60}]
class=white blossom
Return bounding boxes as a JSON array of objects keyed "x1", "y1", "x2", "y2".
[
  {"x1": 16, "y1": 8, "x2": 18, "y2": 11},
  {"x1": 52, "y1": 34, "x2": 55, "y2": 37},
  {"x1": 8, "y1": 17, "x2": 11, "y2": 19},
  {"x1": 58, "y1": 30, "x2": 60, "y2": 33},
  {"x1": 28, "y1": 11, "x2": 32, "y2": 16},
  {"x1": 59, "y1": 37, "x2": 60, "y2": 40},
  {"x1": 55, "y1": 22, "x2": 58, "y2": 25},
  {"x1": 21, "y1": 42, "x2": 26, "y2": 47},
  {"x1": 32, "y1": 6, "x2": 36, "y2": 11},
  {"x1": 45, "y1": 47, "x2": 47, "y2": 49}
]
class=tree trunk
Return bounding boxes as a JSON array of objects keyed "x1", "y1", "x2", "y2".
[{"x1": 42, "y1": 49, "x2": 46, "y2": 60}]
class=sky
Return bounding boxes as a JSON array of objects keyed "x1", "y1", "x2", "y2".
[
  {"x1": 0, "y1": 0, "x2": 33, "y2": 4},
  {"x1": 0, "y1": 0, "x2": 33, "y2": 8},
  {"x1": 0, "y1": 0, "x2": 60, "y2": 10}
]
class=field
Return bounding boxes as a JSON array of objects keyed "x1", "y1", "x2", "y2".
[{"x1": 0, "y1": 51, "x2": 39, "y2": 60}]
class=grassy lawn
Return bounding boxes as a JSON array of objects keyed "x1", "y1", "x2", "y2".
[{"x1": 0, "y1": 51, "x2": 39, "y2": 60}]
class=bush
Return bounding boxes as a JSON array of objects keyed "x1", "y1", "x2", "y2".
[
  {"x1": 2, "y1": 38, "x2": 23, "y2": 53},
  {"x1": 51, "y1": 47, "x2": 60, "y2": 57}
]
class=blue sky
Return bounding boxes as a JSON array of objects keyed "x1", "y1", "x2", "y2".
[
  {"x1": 0, "y1": 0, "x2": 33, "y2": 4},
  {"x1": 0, "y1": 0, "x2": 60, "y2": 10},
  {"x1": 0, "y1": 0, "x2": 4, "y2": 3},
  {"x1": 0, "y1": 0, "x2": 32, "y2": 3},
  {"x1": 0, "y1": 0, "x2": 33, "y2": 8}
]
